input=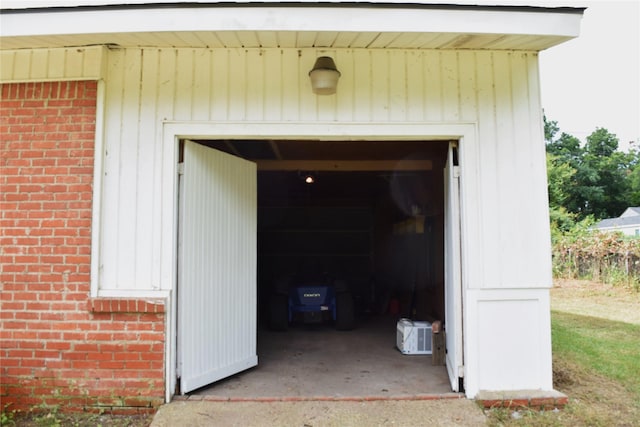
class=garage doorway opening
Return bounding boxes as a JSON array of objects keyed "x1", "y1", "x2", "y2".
[{"x1": 177, "y1": 138, "x2": 454, "y2": 398}]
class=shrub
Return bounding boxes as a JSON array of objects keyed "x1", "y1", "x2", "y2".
[{"x1": 552, "y1": 220, "x2": 640, "y2": 290}]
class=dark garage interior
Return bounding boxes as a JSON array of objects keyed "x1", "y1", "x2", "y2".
[
  {"x1": 257, "y1": 167, "x2": 446, "y2": 324},
  {"x1": 186, "y1": 139, "x2": 453, "y2": 397}
]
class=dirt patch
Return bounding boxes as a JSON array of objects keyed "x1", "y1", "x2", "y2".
[
  {"x1": 552, "y1": 356, "x2": 640, "y2": 427},
  {"x1": 551, "y1": 279, "x2": 640, "y2": 325},
  {"x1": 9, "y1": 412, "x2": 154, "y2": 427},
  {"x1": 486, "y1": 355, "x2": 640, "y2": 427}
]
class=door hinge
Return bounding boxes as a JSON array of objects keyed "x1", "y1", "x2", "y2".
[
  {"x1": 178, "y1": 163, "x2": 184, "y2": 175},
  {"x1": 453, "y1": 165, "x2": 461, "y2": 178}
]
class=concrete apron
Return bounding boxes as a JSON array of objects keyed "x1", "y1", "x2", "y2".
[
  {"x1": 192, "y1": 315, "x2": 452, "y2": 400},
  {"x1": 151, "y1": 316, "x2": 488, "y2": 426},
  {"x1": 150, "y1": 399, "x2": 487, "y2": 427}
]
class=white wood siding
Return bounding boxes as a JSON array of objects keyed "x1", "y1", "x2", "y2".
[
  {"x1": 0, "y1": 46, "x2": 106, "y2": 82},
  {"x1": 88, "y1": 47, "x2": 550, "y2": 292}
]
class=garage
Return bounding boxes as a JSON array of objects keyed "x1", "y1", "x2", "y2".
[
  {"x1": 0, "y1": 1, "x2": 585, "y2": 410},
  {"x1": 176, "y1": 137, "x2": 459, "y2": 397}
]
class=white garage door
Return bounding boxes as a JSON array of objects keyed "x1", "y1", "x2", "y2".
[
  {"x1": 444, "y1": 142, "x2": 464, "y2": 392},
  {"x1": 178, "y1": 140, "x2": 257, "y2": 393}
]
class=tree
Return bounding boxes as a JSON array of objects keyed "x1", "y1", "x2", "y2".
[
  {"x1": 544, "y1": 120, "x2": 635, "y2": 221},
  {"x1": 546, "y1": 153, "x2": 576, "y2": 209},
  {"x1": 585, "y1": 127, "x2": 619, "y2": 157},
  {"x1": 544, "y1": 114, "x2": 559, "y2": 143},
  {"x1": 546, "y1": 131, "x2": 594, "y2": 217},
  {"x1": 547, "y1": 152, "x2": 578, "y2": 234},
  {"x1": 626, "y1": 143, "x2": 640, "y2": 206},
  {"x1": 581, "y1": 128, "x2": 628, "y2": 218},
  {"x1": 548, "y1": 132, "x2": 583, "y2": 163}
]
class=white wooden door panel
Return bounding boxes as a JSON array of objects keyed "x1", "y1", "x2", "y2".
[
  {"x1": 444, "y1": 143, "x2": 464, "y2": 392},
  {"x1": 179, "y1": 140, "x2": 257, "y2": 393}
]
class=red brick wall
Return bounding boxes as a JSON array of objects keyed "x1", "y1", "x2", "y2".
[{"x1": 0, "y1": 81, "x2": 165, "y2": 413}]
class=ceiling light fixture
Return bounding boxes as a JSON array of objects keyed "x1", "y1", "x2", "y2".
[
  {"x1": 309, "y1": 56, "x2": 341, "y2": 95},
  {"x1": 304, "y1": 174, "x2": 315, "y2": 184}
]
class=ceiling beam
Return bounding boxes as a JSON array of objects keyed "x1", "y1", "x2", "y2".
[
  {"x1": 268, "y1": 140, "x2": 283, "y2": 160},
  {"x1": 223, "y1": 140, "x2": 242, "y2": 157},
  {"x1": 255, "y1": 159, "x2": 432, "y2": 171}
]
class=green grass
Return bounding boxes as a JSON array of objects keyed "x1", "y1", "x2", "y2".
[{"x1": 551, "y1": 310, "x2": 640, "y2": 399}]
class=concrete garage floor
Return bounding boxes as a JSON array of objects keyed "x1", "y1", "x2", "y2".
[{"x1": 192, "y1": 315, "x2": 453, "y2": 399}]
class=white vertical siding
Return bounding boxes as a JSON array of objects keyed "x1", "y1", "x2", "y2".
[
  {"x1": 483, "y1": 52, "x2": 551, "y2": 288},
  {"x1": 94, "y1": 47, "x2": 549, "y2": 293},
  {"x1": 0, "y1": 46, "x2": 106, "y2": 82}
]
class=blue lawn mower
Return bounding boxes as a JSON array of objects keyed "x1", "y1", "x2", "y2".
[{"x1": 269, "y1": 277, "x2": 355, "y2": 331}]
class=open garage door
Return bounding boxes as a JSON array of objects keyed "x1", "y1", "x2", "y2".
[
  {"x1": 178, "y1": 140, "x2": 258, "y2": 393},
  {"x1": 444, "y1": 142, "x2": 464, "y2": 392},
  {"x1": 174, "y1": 137, "x2": 452, "y2": 398}
]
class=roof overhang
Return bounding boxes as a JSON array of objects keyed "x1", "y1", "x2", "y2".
[{"x1": 0, "y1": 1, "x2": 585, "y2": 51}]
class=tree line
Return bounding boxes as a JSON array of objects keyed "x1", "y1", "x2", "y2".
[
  {"x1": 545, "y1": 117, "x2": 640, "y2": 289},
  {"x1": 545, "y1": 116, "x2": 640, "y2": 231}
]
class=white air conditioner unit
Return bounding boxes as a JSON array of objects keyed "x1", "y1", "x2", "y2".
[{"x1": 396, "y1": 318, "x2": 432, "y2": 355}]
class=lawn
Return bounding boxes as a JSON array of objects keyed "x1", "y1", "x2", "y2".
[{"x1": 487, "y1": 279, "x2": 640, "y2": 427}]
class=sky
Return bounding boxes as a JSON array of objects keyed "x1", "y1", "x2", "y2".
[{"x1": 538, "y1": 0, "x2": 640, "y2": 151}]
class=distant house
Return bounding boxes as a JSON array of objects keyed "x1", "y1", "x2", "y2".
[{"x1": 595, "y1": 207, "x2": 640, "y2": 236}]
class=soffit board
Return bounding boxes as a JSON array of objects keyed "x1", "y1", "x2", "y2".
[{"x1": 0, "y1": 3, "x2": 584, "y2": 51}]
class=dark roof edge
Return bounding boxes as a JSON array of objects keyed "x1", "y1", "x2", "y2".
[{"x1": 0, "y1": 2, "x2": 588, "y2": 15}]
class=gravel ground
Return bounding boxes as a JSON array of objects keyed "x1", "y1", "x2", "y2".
[{"x1": 150, "y1": 399, "x2": 486, "y2": 427}]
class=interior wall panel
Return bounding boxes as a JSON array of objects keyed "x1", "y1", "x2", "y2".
[{"x1": 97, "y1": 47, "x2": 549, "y2": 293}]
